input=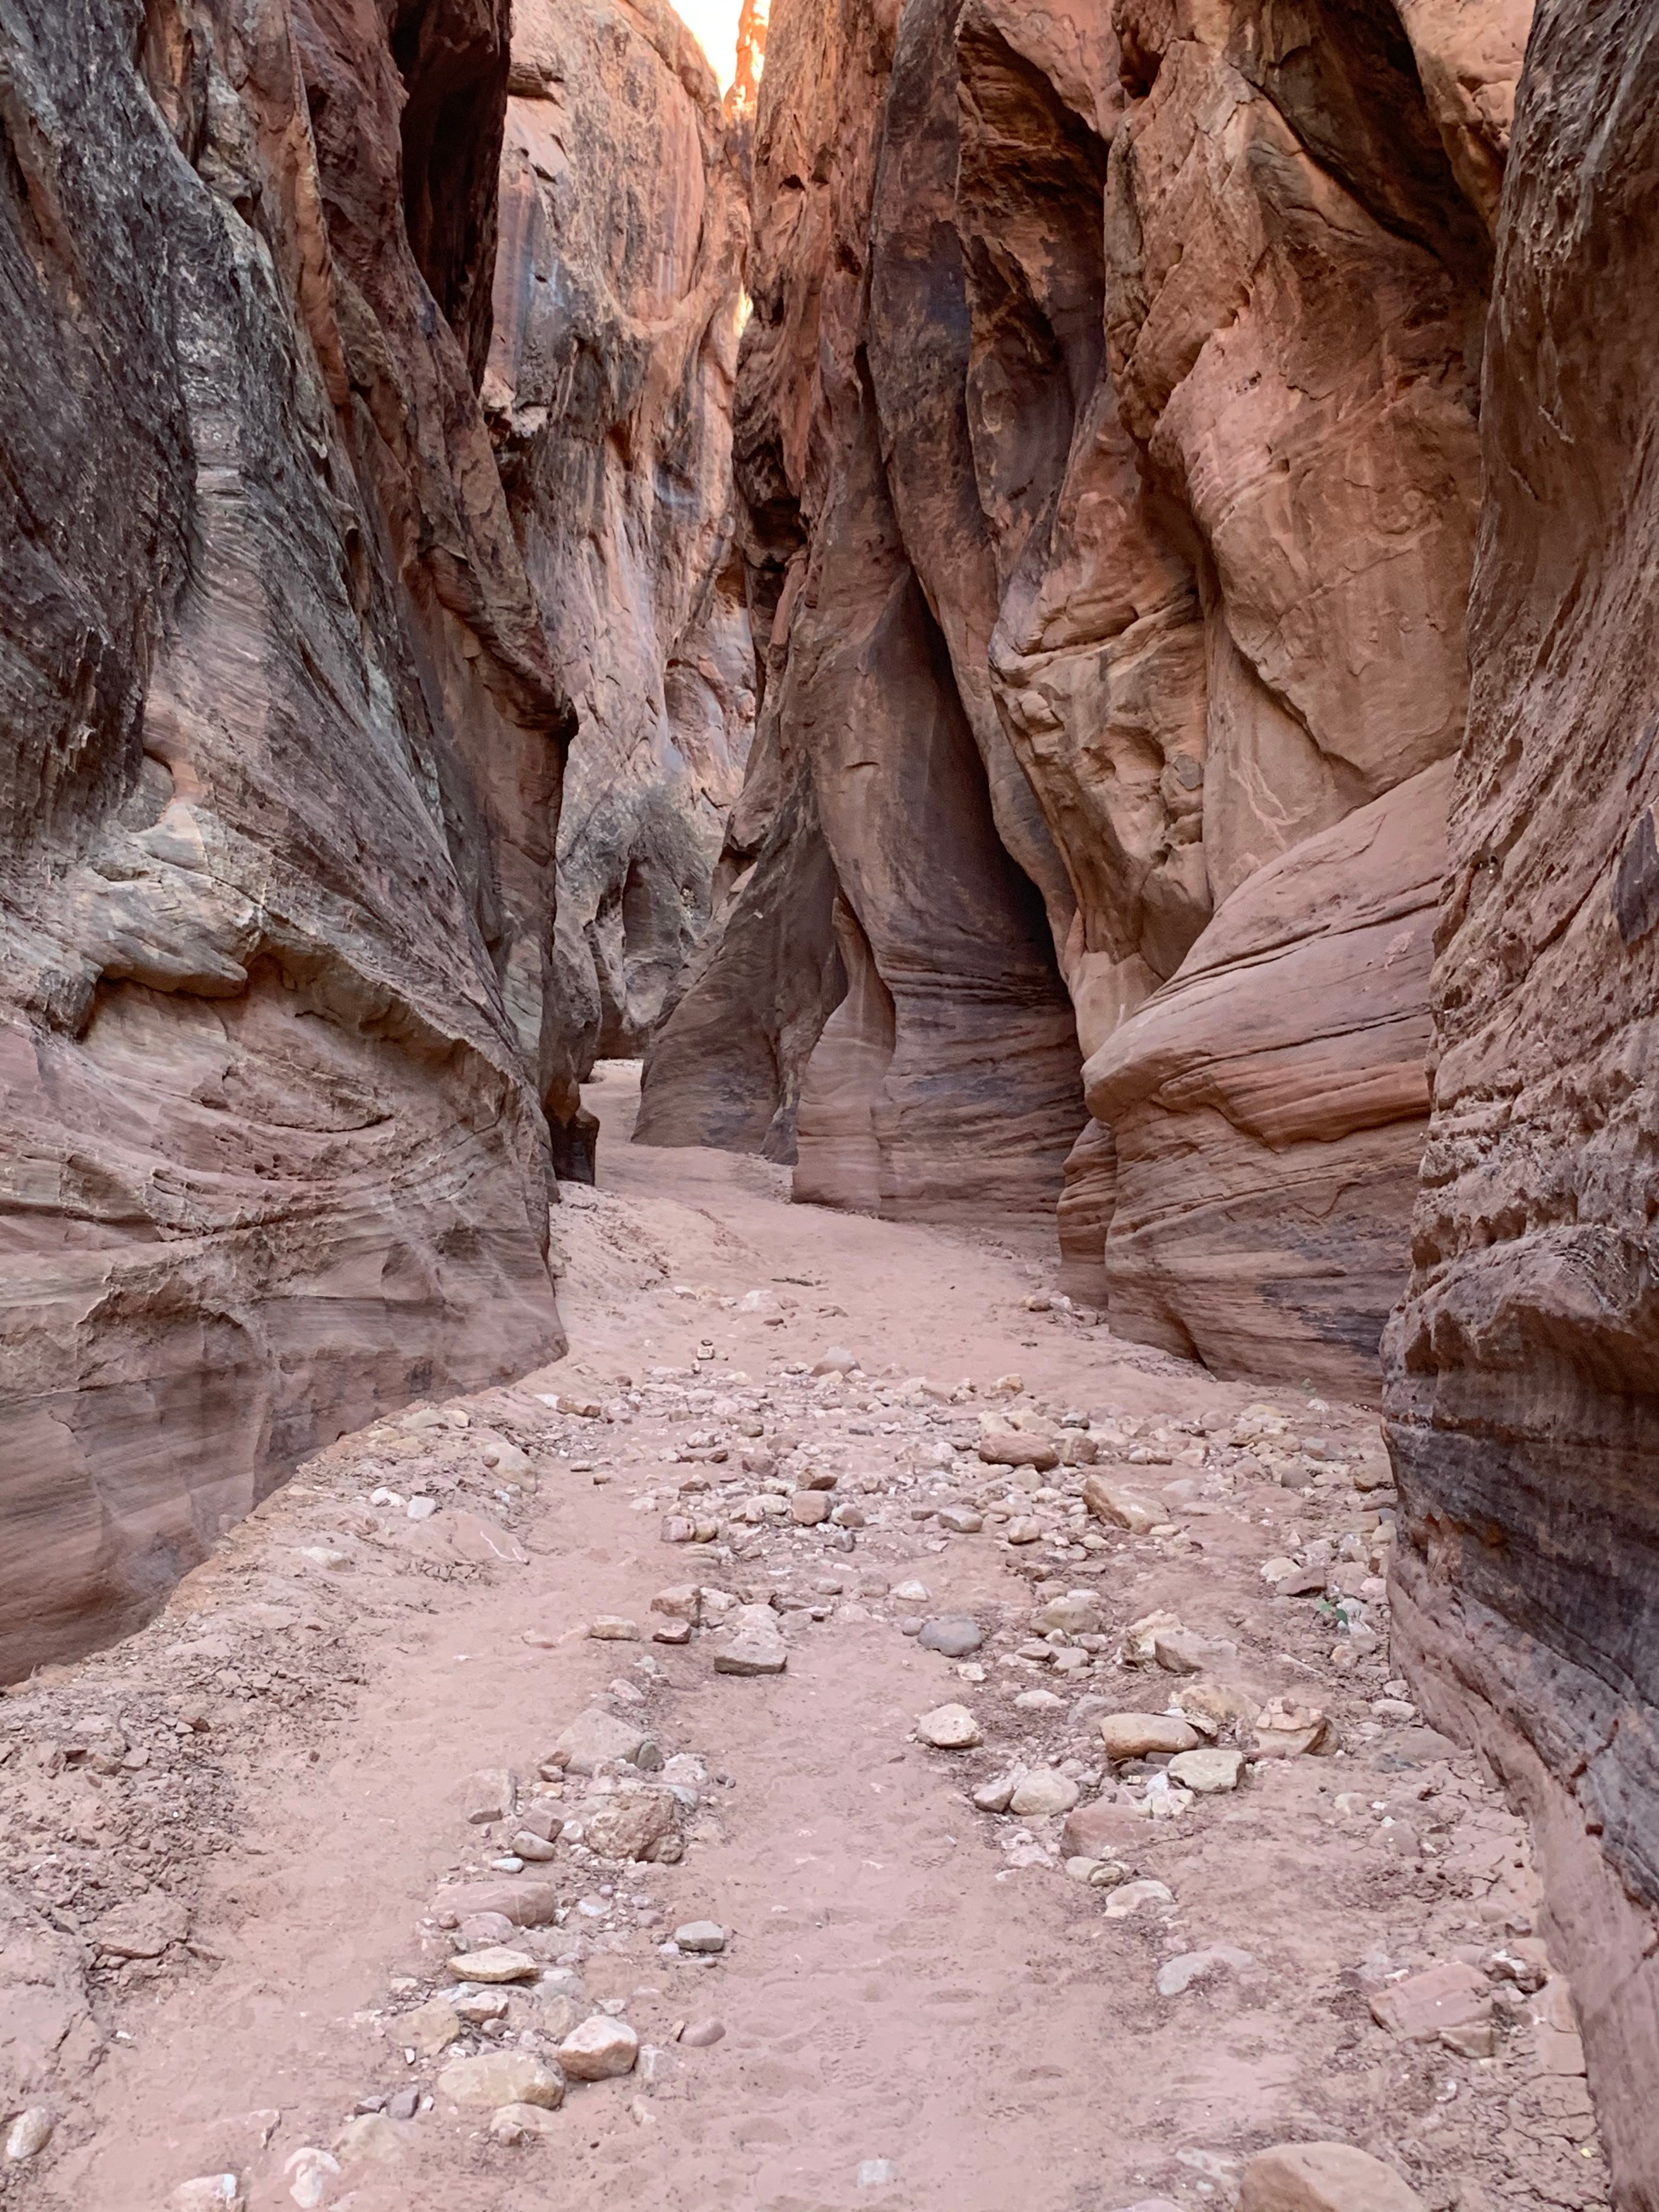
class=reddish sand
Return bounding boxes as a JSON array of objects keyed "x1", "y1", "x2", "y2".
[{"x1": 2, "y1": 1064, "x2": 1607, "y2": 2212}]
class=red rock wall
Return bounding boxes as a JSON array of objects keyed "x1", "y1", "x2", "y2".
[
  {"x1": 0, "y1": 0, "x2": 573, "y2": 1678},
  {"x1": 487, "y1": 0, "x2": 754, "y2": 1172},
  {"x1": 637, "y1": 0, "x2": 1087, "y2": 1228},
  {"x1": 1385, "y1": 8, "x2": 1659, "y2": 2200},
  {"x1": 636, "y1": 0, "x2": 1519, "y2": 1368}
]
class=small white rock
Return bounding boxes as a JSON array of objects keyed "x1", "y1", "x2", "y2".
[
  {"x1": 166, "y1": 2180, "x2": 246, "y2": 2212},
  {"x1": 4, "y1": 2109, "x2": 53, "y2": 2162},
  {"x1": 558, "y1": 2015, "x2": 640, "y2": 2081},
  {"x1": 1008, "y1": 1769, "x2": 1080, "y2": 1816},
  {"x1": 1103, "y1": 1878, "x2": 1174, "y2": 1919},
  {"x1": 916, "y1": 1703, "x2": 982, "y2": 1749},
  {"x1": 1167, "y1": 1747, "x2": 1245, "y2": 1795},
  {"x1": 283, "y1": 2148, "x2": 341, "y2": 2209},
  {"x1": 446, "y1": 1945, "x2": 539, "y2": 1983}
]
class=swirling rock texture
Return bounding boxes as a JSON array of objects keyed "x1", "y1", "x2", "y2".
[
  {"x1": 636, "y1": 0, "x2": 1088, "y2": 1221},
  {"x1": 637, "y1": 0, "x2": 1517, "y2": 1381},
  {"x1": 1385, "y1": 9, "x2": 1659, "y2": 2202},
  {"x1": 486, "y1": 0, "x2": 753, "y2": 1175},
  {"x1": 0, "y1": 0, "x2": 578, "y2": 1681}
]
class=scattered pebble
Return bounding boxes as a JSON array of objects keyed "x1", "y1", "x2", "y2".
[
  {"x1": 1098, "y1": 1714, "x2": 1201, "y2": 1760},
  {"x1": 1156, "y1": 1946, "x2": 1257, "y2": 1996},
  {"x1": 712, "y1": 1604, "x2": 789, "y2": 1675},
  {"x1": 283, "y1": 2147, "x2": 342, "y2": 2209},
  {"x1": 1008, "y1": 1769, "x2": 1079, "y2": 1816},
  {"x1": 437, "y1": 2051, "x2": 565, "y2": 2109},
  {"x1": 1167, "y1": 1747, "x2": 1245, "y2": 1794},
  {"x1": 489, "y1": 2101, "x2": 562, "y2": 2144},
  {"x1": 916, "y1": 1703, "x2": 983, "y2": 1749},
  {"x1": 166, "y1": 2180, "x2": 246, "y2": 2212},
  {"x1": 558, "y1": 2016, "x2": 640, "y2": 2081},
  {"x1": 916, "y1": 1617, "x2": 984, "y2": 1657},
  {"x1": 3, "y1": 2109, "x2": 53, "y2": 2162},
  {"x1": 446, "y1": 1945, "x2": 538, "y2": 1982}
]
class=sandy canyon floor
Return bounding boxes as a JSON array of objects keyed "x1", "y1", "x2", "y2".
[{"x1": 0, "y1": 1065, "x2": 1613, "y2": 2212}]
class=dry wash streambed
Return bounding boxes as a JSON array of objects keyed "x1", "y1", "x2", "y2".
[{"x1": 0, "y1": 1067, "x2": 1610, "y2": 2212}]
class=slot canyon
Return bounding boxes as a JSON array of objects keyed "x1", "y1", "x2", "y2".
[{"x1": 1, "y1": 1, "x2": 1656, "y2": 2208}]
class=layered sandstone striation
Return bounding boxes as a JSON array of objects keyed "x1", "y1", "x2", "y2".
[
  {"x1": 487, "y1": 0, "x2": 754, "y2": 1175},
  {"x1": 638, "y1": 0, "x2": 1516, "y2": 1384},
  {"x1": 1385, "y1": 9, "x2": 1659, "y2": 2200},
  {"x1": 637, "y1": 0, "x2": 1088, "y2": 1220},
  {"x1": 0, "y1": 0, "x2": 576, "y2": 1679}
]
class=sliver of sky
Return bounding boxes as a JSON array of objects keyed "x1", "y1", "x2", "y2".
[{"x1": 675, "y1": 0, "x2": 744, "y2": 91}]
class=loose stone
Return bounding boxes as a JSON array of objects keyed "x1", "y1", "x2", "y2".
[
  {"x1": 558, "y1": 2015, "x2": 641, "y2": 2081},
  {"x1": 437, "y1": 2052, "x2": 566, "y2": 2109},
  {"x1": 712, "y1": 1604, "x2": 789, "y2": 1675},
  {"x1": 551, "y1": 1708, "x2": 649, "y2": 1774},
  {"x1": 1156, "y1": 1946, "x2": 1257, "y2": 1996},
  {"x1": 398, "y1": 1996, "x2": 462, "y2": 2056},
  {"x1": 4, "y1": 2109, "x2": 54, "y2": 2161},
  {"x1": 916, "y1": 1702, "x2": 983, "y2": 1748},
  {"x1": 166, "y1": 2180, "x2": 246, "y2": 2211},
  {"x1": 1240, "y1": 2142, "x2": 1427, "y2": 2212},
  {"x1": 1098, "y1": 1714, "x2": 1201, "y2": 1761},
  {"x1": 1166, "y1": 1747, "x2": 1246, "y2": 1793},
  {"x1": 447, "y1": 1945, "x2": 539, "y2": 1982},
  {"x1": 917, "y1": 1617, "x2": 984, "y2": 1657},
  {"x1": 490, "y1": 2102, "x2": 562, "y2": 2144},
  {"x1": 1008, "y1": 1769, "x2": 1079, "y2": 1816},
  {"x1": 1367, "y1": 1961, "x2": 1492, "y2": 2044},
  {"x1": 1103, "y1": 1880, "x2": 1173, "y2": 1919}
]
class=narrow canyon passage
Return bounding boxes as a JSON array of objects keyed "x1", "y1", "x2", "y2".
[
  {"x1": 7, "y1": 0, "x2": 1659, "y2": 2202},
  {"x1": 1, "y1": 1071, "x2": 1607, "y2": 2212}
]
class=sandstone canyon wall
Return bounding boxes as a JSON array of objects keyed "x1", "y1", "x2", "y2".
[
  {"x1": 487, "y1": 0, "x2": 753, "y2": 1176},
  {"x1": 635, "y1": 0, "x2": 1526, "y2": 1392},
  {"x1": 1384, "y1": 8, "x2": 1659, "y2": 2202},
  {"x1": 0, "y1": 0, "x2": 757, "y2": 1680},
  {"x1": 0, "y1": 0, "x2": 578, "y2": 1683}
]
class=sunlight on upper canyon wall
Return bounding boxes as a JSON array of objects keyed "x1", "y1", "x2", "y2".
[{"x1": 676, "y1": 0, "x2": 746, "y2": 91}]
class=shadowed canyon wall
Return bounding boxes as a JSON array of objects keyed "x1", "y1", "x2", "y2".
[
  {"x1": 635, "y1": 0, "x2": 1090, "y2": 1223},
  {"x1": 487, "y1": 0, "x2": 753, "y2": 1176},
  {"x1": 1384, "y1": 8, "x2": 1659, "y2": 2202},
  {"x1": 636, "y1": 0, "x2": 1522, "y2": 1391},
  {"x1": 0, "y1": 0, "x2": 753, "y2": 1680},
  {"x1": 0, "y1": 0, "x2": 574, "y2": 1680}
]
